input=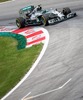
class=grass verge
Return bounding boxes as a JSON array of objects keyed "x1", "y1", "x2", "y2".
[
  {"x1": 0, "y1": 37, "x2": 43, "y2": 98},
  {"x1": 0, "y1": 0, "x2": 10, "y2": 2}
]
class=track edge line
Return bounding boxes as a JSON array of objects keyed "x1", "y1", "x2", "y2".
[{"x1": 1, "y1": 27, "x2": 49, "y2": 100}]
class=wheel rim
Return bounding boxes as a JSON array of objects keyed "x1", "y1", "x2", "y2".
[
  {"x1": 41, "y1": 16, "x2": 46, "y2": 26},
  {"x1": 16, "y1": 19, "x2": 21, "y2": 28}
]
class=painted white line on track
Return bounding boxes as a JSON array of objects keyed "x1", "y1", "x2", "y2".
[
  {"x1": 21, "y1": 92, "x2": 31, "y2": 100},
  {"x1": 22, "y1": 78, "x2": 72, "y2": 100},
  {"x1": 1, "y1": 27, "x2": 49, "y2": 100},
  {"x1": 0, "y1": 0, "x2": 15, "y2": 5},
  {"x1": 58, "y1": 78, "x2": 72, "y2": 89}
]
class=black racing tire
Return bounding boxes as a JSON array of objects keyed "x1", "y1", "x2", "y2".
[
  {"x1": 62, "y1": 7, "x2": 71, "y2": 16},
  {"x1": 16, "y1": 17, "x2": 25, "y2": 28},
  {"x1": 41, "y1": 15, "x2": 49, "y2": 26}
]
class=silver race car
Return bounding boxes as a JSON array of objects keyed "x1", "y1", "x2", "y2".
[{"x1": 16, "y1": 5, "x2": 77, "y2": 28}]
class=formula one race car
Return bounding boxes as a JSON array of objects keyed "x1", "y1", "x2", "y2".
[{"x1": 16, "y1": 5, "x2": 77, "y2": 28}]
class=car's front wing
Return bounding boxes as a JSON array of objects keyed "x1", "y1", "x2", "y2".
[{"x1": 48, "y1": 12, "x2": 77, "y2": 25}]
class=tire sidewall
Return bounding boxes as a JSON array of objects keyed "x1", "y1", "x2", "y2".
[{"x1": 16, "y1": 17, "x2": 25, "y2": 28}]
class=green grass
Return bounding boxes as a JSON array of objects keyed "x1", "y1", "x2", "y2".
[
  {"x1": 0, "y1": 37, "x2": 42, "y2": 98},
  {"x1": 0, "y1": 0, "x2": 10, "y2": 2}
]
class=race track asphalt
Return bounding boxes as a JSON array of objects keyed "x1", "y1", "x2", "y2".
[{"x1": 0, "y1": 0, "x2": 83, "y2": 100}]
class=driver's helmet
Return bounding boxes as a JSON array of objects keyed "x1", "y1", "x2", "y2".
[
  {"x1": 37, "y1": 5, "x2": 42, "y2": 11},
  {"x1": 27, "y1": 10, "x2": 31, "y2": 14}
]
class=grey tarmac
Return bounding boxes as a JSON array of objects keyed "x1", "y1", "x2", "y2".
[{"x1": 0, "y1": 0, "x2": 83, "y2": 100}]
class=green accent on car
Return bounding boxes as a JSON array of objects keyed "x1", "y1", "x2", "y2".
[
  {"x1": 0, "y1": 32, "x2": 26, "y2": 50},
  {"x1": 22, "y1": 6, "x2": 32, "y2": 11},
  {"x1": 21, "y1": 5, "x2": 34, "y2": 12}
]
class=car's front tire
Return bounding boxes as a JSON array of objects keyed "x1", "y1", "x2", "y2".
[{"x1": 16, "y1": 17, "x2": 25, "y2": 28}]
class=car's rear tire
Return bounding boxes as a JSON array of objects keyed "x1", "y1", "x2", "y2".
[
  {"x1": 62, "y1": 7, "x2": 71, "y2": 16},
  {"x1": 41, "y1": 15, "x2": 49, "y2": 26},
  {"x1": 16, "y1": 17, "x2": 25, "y2": 28}
]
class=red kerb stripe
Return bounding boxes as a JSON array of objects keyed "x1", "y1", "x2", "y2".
[
  {"x1": 27, "y1": 36, "x2": 45, "y2": 45},
  {"x1": 25, "y1": 30, "x2": 43, "y2": 38},
  {"x1": 12, "y1": 27, "x2": 30, "y2": 34}
]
